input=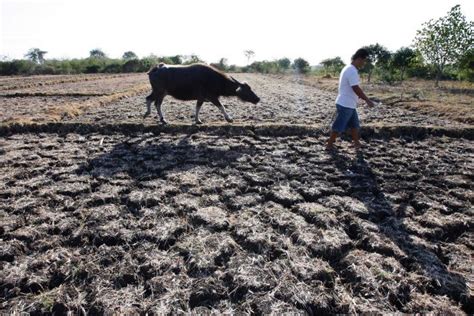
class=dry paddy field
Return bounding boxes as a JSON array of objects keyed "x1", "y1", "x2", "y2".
[{"x1": 0, "y1": 73, "x2": 473, "y2": 314}]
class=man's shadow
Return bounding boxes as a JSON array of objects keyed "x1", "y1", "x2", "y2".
[{"x1": 329, "y1": 149, "x2": 471, "y2": 312}]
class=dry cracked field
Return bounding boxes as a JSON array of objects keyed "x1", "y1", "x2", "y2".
[{"x1": 0, "y1": 73, "x2": 473, "y2": 314}]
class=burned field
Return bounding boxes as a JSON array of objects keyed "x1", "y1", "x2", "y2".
[{"x1": 0, "y1": 74, "x2": 473, "y2": 314}]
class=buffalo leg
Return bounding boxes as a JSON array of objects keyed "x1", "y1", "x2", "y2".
[
  {"x1": 195, "y1": 100, "x2": 204, "y2": 124},
  {"x1": 144, "y1": 92, "x2": 154, "y2": 118},
  {"x1": 210, "y1": 98, "x2": 233, "y2": 123},
  {"x1": 154, "y1": 95, "x2": 167, "y2": 124}
]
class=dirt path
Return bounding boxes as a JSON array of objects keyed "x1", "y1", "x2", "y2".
[{"x1": 1, "y1": 131, "x2": 472, "y2": 314}]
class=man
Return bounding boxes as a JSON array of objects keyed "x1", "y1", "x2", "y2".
[{"x1": 326, "y1": 48, "x2": 374, "y2": 151}]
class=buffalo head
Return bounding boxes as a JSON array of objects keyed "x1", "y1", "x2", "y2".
[{"x1": 232, "y1": 77, "x2": 260, "y2": 104}]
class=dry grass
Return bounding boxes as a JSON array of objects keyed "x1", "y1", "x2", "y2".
[
  {"x1": 1, "y1": 83, "x2": 149, "y2": 124},
  {"x1": 0, "y1": 73, "x2": 132, "y2": 92},
  {"x1": 299, "y1": 76, "x2": 474, "y2": 124},
  {"x1": 44, "y1": 83, "x2": 149, "y2": 121}
]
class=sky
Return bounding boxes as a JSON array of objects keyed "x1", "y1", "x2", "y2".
[{"x1": 1, "y1": 0, "x2": 473, "y2": 66}]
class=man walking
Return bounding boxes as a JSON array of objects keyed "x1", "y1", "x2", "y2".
[{"x1": 326, "y1": 48, "x2": 374, "y2": 150}]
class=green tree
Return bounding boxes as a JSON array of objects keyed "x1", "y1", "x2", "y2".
[
  {"x1": 292, "y1": 58, "x2": 310, "y2": 74},
  {"x1": 122, "y1": 51, "x2": 138, "y2": 60},
  {"x1": 391, "y1": 47, "x2": 417, "y2": 81},
  {"x1": 360, "y1": 43, "x2": 391, "y2": 82},
  {"x1": 210, "y1": 58, "x2": 228, "y2": 71},
  {"x1": 320, "y1": 56, "x2": 345, "y2": 76},
  {"x1": 182, "y1": 54, "x2": 203, "y2": 64},
  {"x1": 277, "y1": 58, "x2": 291, "y2": 70},
  {"x1": 414, "y1": 5, "x2": 473, "y2": 86},
  {"x1": 25, "y1": 48, "x2": 47, "y2": 64},
  {"x1": 89, "y1": 49, "x2": 107, "y2": 59},
  {"x1": 457, "y1": 48, "x2": 474, "y2": 81},
  {"x1": 169, "y1": 55, "x2": 183, "y2": 65}
]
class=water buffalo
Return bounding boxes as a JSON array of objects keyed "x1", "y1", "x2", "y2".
[{"x1": 144, "y1": 63, "x2": 260, "y2": 124}]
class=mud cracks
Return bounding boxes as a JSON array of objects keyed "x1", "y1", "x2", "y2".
[{"x1": 1, "y1": 131, "x2": 472, "y2": 314}]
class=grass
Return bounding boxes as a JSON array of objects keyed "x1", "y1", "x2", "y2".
[{"x1": 300, "y1": 76, "x2": 474, "y2": 124}]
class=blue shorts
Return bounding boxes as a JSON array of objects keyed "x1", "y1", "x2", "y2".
[{"x1": 331, "y1": 104, "x2": 360, "y2": 133}]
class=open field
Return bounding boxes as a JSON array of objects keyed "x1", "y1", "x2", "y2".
[
  {"x1": 0, "y1": 73, "x2": 473, "y2": 314},
  {"x1": 302, "y1": 76, "x2": 474, "y2": 124}
]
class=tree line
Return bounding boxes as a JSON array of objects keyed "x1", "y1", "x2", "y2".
[{"x1": 1, "y1": 5, "x2": 472, "y2": 84}]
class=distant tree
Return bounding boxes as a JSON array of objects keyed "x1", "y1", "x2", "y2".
[
  {"x1": 210, "y1": 58, "x2": 228, "y2": 71},
  {"x1": 456, "y1": 48, "x2": 474, "y2": 81},
  {"x1": 292, "y1": 58, "x2": 310, "y2": 74},
  {"x1": 122, "y1": 51, "x2": 138, "y2": 60},
  {"x1": 414, "y1": 5, "x2": 473, "y2": 86},
  {"x1": 244, "y1": 50, "x2": 255, "y2": 65},
  {"x1": 182, "y1": 54, "x2": 203, "y2": 64},
  {"x1": 320, "y1": 56, "x2": 345, "y2": 75},
  {"x1": 277, "y1": 58, "x2": 291, "y2": 70},
  {"x1": 89, "y1": 49, "x2": 107, "y2": 59},
  {"x1": 360, "y1": 43, "x2": 391, "y2": 82},
  {"x1": 25, "y1": 48, "x2": 47, "y2": 64},
  {"x1": 122, "y1": 59, "x2": 142, "y2": 72},
  {"x1": 390, "y1": 47, "x2": 417, "y2": 81},
  {"x1": 169, "y1": 55, "x2": 183, "y2": 65}
]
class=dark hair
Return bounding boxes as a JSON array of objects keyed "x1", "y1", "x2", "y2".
[{"x1": 352, "y1": 48, "x2": 369, "y2": 61}]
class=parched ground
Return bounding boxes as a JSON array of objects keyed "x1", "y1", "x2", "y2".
[
  {"x1": 63, "y1": 73, "x2": 469, "y2": 127},
  {"x1": 0, "y1": 73, "x2": 473, "y2": 314}
]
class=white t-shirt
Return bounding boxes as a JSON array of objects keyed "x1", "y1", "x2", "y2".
[{"x1": 335, "y1": 64, "x2": 360, "y2": 109}]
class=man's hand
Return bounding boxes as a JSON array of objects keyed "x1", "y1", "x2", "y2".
[{"x1": 366, "y1": 99, "x2": 375, "y2": 107}]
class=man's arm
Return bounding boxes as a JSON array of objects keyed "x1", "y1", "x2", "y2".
[{"x1": 352, "y1": 85, "x2": 374, "y2": 107}]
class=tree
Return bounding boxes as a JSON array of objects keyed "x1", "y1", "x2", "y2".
[
  {"x1": 391, "y1": 47, "x2": 417, "y2": 81},
  {"x1": 414, "y1": 5, "x2": 473, "y2": 86},
  {"x1": 25, "y1": 48, "x2": 47, "y2": 64},
  {"x1": 182, "y1": 55, "x2": 203, "y2": 64},
  {"x1": 218, "y1": 58, "x2": 228, "y2": 70},
  {"x1": 122, "y1": 51, "x2": 138, "y2": 60},
  {"x1": 123, "y1": 59, "x2": 142, "y2": 73},
  {"x1": 360, "y1": 43, "x2": 391, "y2": 82},
  {"x1": 244, "y1": 50, "x2": 255, "y2": 65},
  {"x1": 320, "y1": 56, "x2": 345, "y2": 76},
  {"x1": 457, "y1": 48, "x2": 474, "y2": 81},
  {"x1": 89, "y1": 49, "x2": 107, "y2": 59},
  {"x1": 169, "y1": 55, "x2": 183, "y2": 65},
  {"x1": 292, "y1": 58, "x2": 310, "y2": 74},
  {"x1": 277, "y1": 58, "x2": 291, "y2": 70}
]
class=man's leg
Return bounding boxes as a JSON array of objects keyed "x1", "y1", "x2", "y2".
[
  {"x1": 350, "y1": 128, "x2": 361, "y2": 148},
  {"x1": 327, "y1": 105, "x2": 351, "y2": 150},
  {"x1": 326, "y1": 131, "x2": 338, "y2": 149},
  {"x1": 348, "y1": 110, "x2": 361, "y2": 148}
]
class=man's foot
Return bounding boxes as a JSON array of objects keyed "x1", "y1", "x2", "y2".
[
  {"x1": 159, "y1": 118, "x2": 168, "y2": 125},
  {"x1": 325, "y1": 145, "x2": 337, "y2": 152},
  {"x1": 195, "y1": 119, "x2": 203, "y2": 125},
  {"x1": 353, "y1": 142, "x2": 363, "y2": 151}
]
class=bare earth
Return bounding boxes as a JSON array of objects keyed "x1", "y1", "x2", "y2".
[{"x1": 0, "y1": 73, "x2": 472, "y2": 314}]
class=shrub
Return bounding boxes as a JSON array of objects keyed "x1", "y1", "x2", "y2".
[{"x1": 292, "y1": 58, "x2": 310, "y2": 74}]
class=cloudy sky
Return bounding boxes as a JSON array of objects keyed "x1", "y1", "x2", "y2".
[{"x1": 1, "y1": 0, "x2": 473, "y2": 65}]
